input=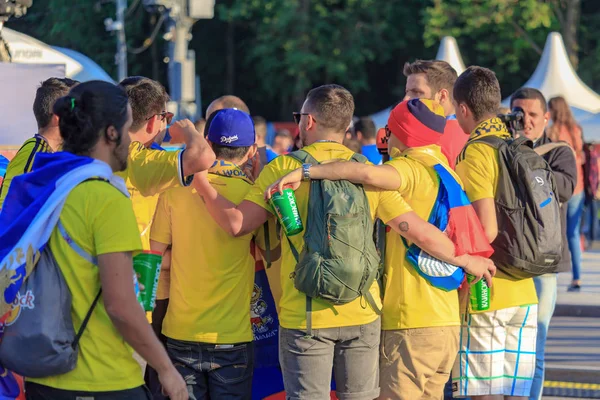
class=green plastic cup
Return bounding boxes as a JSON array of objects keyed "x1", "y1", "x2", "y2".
[
  {"x1": 133, "y1": 251, "x2": 162, "y2": 311},
  {"x1": 269, "y1": 185, "x2": 304, "y2": 236},
  {"x1": 467, "y1": 275, "x2": 490, "y2": 312}
]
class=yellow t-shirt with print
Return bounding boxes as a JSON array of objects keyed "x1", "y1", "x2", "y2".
[
  {"x1": 29, "y1": 180, "x2": 144, "y2": 391},
  {"x1": 0, "y1": 135, "x2": 52, "y2": 209},
  {"x1": 245, "y1": 142, "x2": 412, "y2": 330},
  {"x1": 382, "y1": 145, "x2": 460, "y2": 330},
  {"x1": 151, "y1": 161, "x2": 278, "y2": 344},
  {"x1": 455, "y1": 118, "x2": 538, "y2": 313}
]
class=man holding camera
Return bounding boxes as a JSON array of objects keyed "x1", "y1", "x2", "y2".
[{"x1": 510, "y1": 88, "x2": 577, "y2": 400}]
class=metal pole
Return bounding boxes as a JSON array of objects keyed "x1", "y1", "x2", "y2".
[{"x1": 116, "y1": 0, "x2": 128, "y2": 81}]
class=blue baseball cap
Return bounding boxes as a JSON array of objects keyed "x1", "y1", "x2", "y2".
[{"x1": 206, "y1": 108, "x2": 255, "y2": 147}]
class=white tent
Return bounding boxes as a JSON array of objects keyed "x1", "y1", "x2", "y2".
[
  {"x1": 502, "y1": 32, "x2": 600, "y2": 120},
  {"x1": 2, "y1": 27, "x2": 113, "y2": 83},
  {"x1": 435, "y1": 36, "x2": 466, "y2": 75},
  {"x1": 370, "y1": 36, "x2": 466, "y2": 128}
]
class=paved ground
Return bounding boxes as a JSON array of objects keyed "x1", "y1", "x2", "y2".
[
  {"x1": 543, "y1": 250, "x2": 600, "y2": 398},
  {"x1": 555, "y1": 249, "x2": 600, "y2": 317}
]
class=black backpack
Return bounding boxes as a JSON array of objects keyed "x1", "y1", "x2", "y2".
[{"x1": 466, "y1": 135, "x2": 562, "y2": 279}]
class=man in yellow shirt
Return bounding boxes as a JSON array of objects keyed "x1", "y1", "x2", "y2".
[
  {"x1": 0, "y1": 77, "x2": 78, "y2": 209},
  {"x1": 192, "y1": 85, "x2": 494, "y2": 400},
  {"x1": 452, "y1": 66, "x2": 539, "y2": 399},
  {"x1": 22, "y1": 80, "x2": 187, "y2": 400},
  {"x1": 150, "y1": 108, "x2": 277, "y2": 399},
  {"x1": 264, "y1": 98, "x2": 496, "y2": 400}
]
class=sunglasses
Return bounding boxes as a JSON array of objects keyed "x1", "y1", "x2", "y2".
[
  {"x1": 147, "y1": 111, "x2": 174, "y2": 125},
  {"x1": 293, "y1": 112, "x2": 318, "y2": 125}
]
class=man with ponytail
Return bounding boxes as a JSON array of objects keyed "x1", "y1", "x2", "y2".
[{"x1": 0, "y1": 81, "x2": 188, "y2": 400}]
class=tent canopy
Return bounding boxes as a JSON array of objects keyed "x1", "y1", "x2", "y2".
[
  {"x1": 503, "y1": 32, "x2": 600, "y2": 117},
  {"x1": 435, "y1": 36, "x2": 466, "y2": 76},
  {"x1": 3, "y1": 27, "x2": 113, "y2": 83}
]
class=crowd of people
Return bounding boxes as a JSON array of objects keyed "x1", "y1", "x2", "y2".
[{"x1": 0, "y1": 58, "x2": 589, "y2": 400}]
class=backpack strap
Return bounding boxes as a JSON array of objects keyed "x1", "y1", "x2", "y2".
[
  {"x1": 535, "y1": 141, "x2": 576, "y2": 157},
  {"x1": 373, "y1": 219, "x2": 387, "y2": 297},
  {"x1": 287, "y1": 149, "x2": 320, "y2": 166},
  {"x1": 60, "y1": 177, "x2": 110, "y2": 349},
  {"x1": 350, "y1": 152, "x2": 369, "y2": 164},
  {"x1": 72, "y1": 289, "x2": 102, "y2": 350},
  {"x1": 284, "y1": 235, "x2": 313, "y2": 337}
]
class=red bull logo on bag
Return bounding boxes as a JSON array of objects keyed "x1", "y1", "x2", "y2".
[{"x1": 4, "y1": 290, "x2": 35, "y2": 327}]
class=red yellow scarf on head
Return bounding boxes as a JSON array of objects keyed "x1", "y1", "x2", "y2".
[{"x1": 388, "y1": 98, "x2": 446, "y2": 148}]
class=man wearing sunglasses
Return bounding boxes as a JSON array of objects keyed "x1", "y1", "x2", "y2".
[
  {"x1": 118, "y1": 76, "x2": 215, "y2": 249},
  {"x1": 118, "y1": 76, "x2": 216, "y2": 393}
]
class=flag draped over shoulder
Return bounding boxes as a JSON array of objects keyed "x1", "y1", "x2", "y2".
[
  {"x1": 401, "y1": 147, "x2": 494, "y2": 291},
  {"x1": 0, "y1": 152, "x2": 128, "y2": 400}
]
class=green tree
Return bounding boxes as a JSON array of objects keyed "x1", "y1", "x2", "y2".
[
  {"x1": 423, "y1": 0, "x2": 558, "y2": 96},
  {"x1": 214, "y1": 0, "x2": 425, "y2": 119}
]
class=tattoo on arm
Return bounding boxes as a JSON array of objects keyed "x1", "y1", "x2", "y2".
[{"x1": 399, "y1": 221, "x2": 409, "y2": 232}]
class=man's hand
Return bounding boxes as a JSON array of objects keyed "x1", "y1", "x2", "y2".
[
  {"x1": 243, "y1": 151, "x2": 261, "y2": 183},
  {"x1": 169, "y1": 119, "x2": 198, "y2": 144},
  {"x1": 461, "y1": 255, "x2": 496, "y2": 288},
  {"x1": 264, "y1": 168, "x2": 303, "y2": 201},
  {"x1": 159, "y1": 365, "x2": 189, "y2": 400}
]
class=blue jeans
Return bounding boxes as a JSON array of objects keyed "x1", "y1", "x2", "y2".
[
  {"x1": 25, "y1": 382, "x2": 151, "y2": 400},
  {"x1": 529, "y1": 274, "x2": 557, "y2": 400},
  {"x1": 583, "y1": 198, "x2": 600, "y2": 242},
  {"x1": 166, "y1": 338, "x2": 254, "y2": 400},
  {"x1": 567, "y1": 192, "x2": 585, "y2": 281}
]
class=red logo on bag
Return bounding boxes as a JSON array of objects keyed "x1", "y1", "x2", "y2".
[{"x1": 4, "y1": 290, "x2": 35, "y2": 326}]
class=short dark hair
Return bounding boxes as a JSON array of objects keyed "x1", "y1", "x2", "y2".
[
  {"x1": 510, "y1": 87, "x2": 547, "y2": 113},
  {"x1": 118, "y1": 76, "x2": 168, "y2": 132},
  {"x1": 403, "y1": 60, "x2": 458, "y2": 95},
  {"x1": 253, "y1": 116, "x2": 267, "y2": 140},
  {"x1": 453, "y1": 66, "x2": 501, "y2": 121},
  {"x1": 354, "y1": 117, "x2": 376, "y2": 140},
  {"x1": 53, "y1": 81, "x2": 129, "y2": 155},
  {"x1": 211, "y1": 143, "x2": 251, "y2": 161},
  {"x1": 33, "y1": 77, "x2": 79, "y2": 129},
  {"x1": 305, "y1": 84, "x2": 354, "y2": 133}
]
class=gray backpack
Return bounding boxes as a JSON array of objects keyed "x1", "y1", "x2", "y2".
[
  {"x1": 286, "y1": 150, "x2": 381, "y2": 336},
  {"x1": 0, "y1": 220, "x2": 101, "y2": 378},
  {"x1": 467, "y1": 135, "x2": 562, "y2": 278}
]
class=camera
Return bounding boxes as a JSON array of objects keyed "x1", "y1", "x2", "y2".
[{"x1": 497, "y1": 107, "x2": 525, "y2": 137}]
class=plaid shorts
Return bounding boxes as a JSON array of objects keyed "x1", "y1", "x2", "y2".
[{"x1": 452, "y1": 305, "x2": 538, "y2": 398}]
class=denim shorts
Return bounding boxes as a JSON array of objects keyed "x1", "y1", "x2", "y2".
[{"x1": 279, "y1": 318, "x2": 381, "y2": 400}]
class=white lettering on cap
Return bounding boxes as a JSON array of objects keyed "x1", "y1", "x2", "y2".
[{"x1": 220, "y1": 135, "x2": 239, "y2": 144}]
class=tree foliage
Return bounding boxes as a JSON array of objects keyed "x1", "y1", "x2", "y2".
[{"x1": 5, "y1": 0, "x2": 600, "y2": 120}]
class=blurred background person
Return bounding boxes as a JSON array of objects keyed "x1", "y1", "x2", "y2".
[
  {"x1": 253, "y1": 116, "x2": 278, "y2": 167},
  {"x1": 343, "y1": 137, "x2": 362, "y2": 154},
  {"x1": 548, "y1": 96, "x2": 585, "y2": 292},
  {"x1": 354, "y1": 117, "x2": 380, "y2": 164},
  {"x1": 272, "y1": 129, "x2": 293, "y2": 155}
]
